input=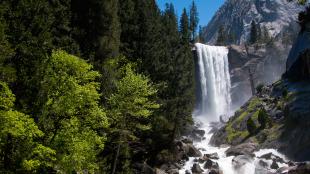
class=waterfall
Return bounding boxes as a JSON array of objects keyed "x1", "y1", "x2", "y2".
[{"x1": 195, "y1": 43, "x2": 231, "y2": 121}]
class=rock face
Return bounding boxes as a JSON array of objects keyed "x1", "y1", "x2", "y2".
[
  {"x1": 228, "y1": 43, "x2": 290, "y2": 108},
  {"x1": 285, "y1": 22, "x2": 310, "y2": 80},
  {"x1": 202, "y1": 0, "x2": 302, "y2": 44}
]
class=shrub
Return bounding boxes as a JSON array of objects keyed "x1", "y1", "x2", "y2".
[
  {"x1": 247, "y1": 117, "x2": 257, "y2": 135},
  {"x1": 258, "y1": 109, "x2": 268, "y2": 129},
  {"x1": 256, "y1": 84, "x2": 264, "y2": 94}
]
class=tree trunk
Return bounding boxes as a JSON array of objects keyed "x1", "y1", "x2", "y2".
[{"x1": 111, "y1": 134, "x2": 121, "y2": 174}]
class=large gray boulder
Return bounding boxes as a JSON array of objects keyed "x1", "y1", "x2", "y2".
[{"x1": 225, "y1": 142, "x2": 258, "y2": 157}]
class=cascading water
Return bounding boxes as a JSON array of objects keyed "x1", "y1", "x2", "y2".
[
  {"x1": 195, "y1": 43, "x2": 231, "y2": 121},
  {"x1": 180, "y1": 43, "x2": 289, "y2": 174}
]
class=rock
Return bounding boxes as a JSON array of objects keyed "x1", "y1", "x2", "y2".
[
  {"x1": 203, "y1": 159, "x2": 219, "y2": 170},
  {"x1": 271, "y1": 160, "x2": 279, "y2": 169},
  {"x1": 167, "y1": 169, "x2": 179, "y2": 174},
  {"x1": 259, "y1": 152, "x2": 286, "y2": 164},
  {"x1": 258, "y1": 160, "x2": 268, "y2": 168},
  {"x1": 204, "y1": 153, "x2": 219, "y2": 160},
  {"x1": 209, "y1": 169, "x2": 222, "y2": 174},
  {"x1": 225, "y1": 143, "x2": 257, "y2": 157},
  {"x1": 155, "y1": 168, "x2": 166, "y2": 174},
  {"x1": 133, "y1": 163, "x2": 154, "y2": 174},
  {"x1": 182, "y1": 138, "x2": 193, "y2": 144},
  {"x1": 193, "y1": 129, "x2": 205, "y2": 137},
  {"x1": 191, "y1": 163, "x2": 204, "y2": 174},
  {"x1": 287, "y1": 162, "x2": 310, "y2": 174},
  {"x1": 188, "y1": 144, "x2": 202, "y2": 157},
  {"x1": 232, "y1": 155, "x2": 253, "y2": 168},
  {"x1": 185, "y1": 170, "x2": 191, "y2": 174}
]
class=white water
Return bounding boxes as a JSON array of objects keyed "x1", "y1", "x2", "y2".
[
  {"x1": 180, "y1": 43, "x2": 289, "y2": 174},
  {"x1": 195, "y1": 43, "x2": 231, "y2": 121}
]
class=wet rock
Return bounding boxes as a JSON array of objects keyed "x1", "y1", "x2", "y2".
[
  {"x1": 204, "y1": 153, "x2": 219, "y2": 160},
  {"x1": 188, "y1": 144, "x2": 202, "y2": 157},
  {"x1": 193, "y1": 129, "x2": 205, "y2": 137},
  {"x1": 209, "y1": 169, "x2": 222, "y2": 174},
  {"x1": 259, "y1": 152, "x2": 285, "y2": 164},
  {"x1": 225, "y1": 143, "x2": 257, "y2": 157},
  {"x1": 182, "y1": 138, "x2": 193, "y2": 144},
  {"x1": 191, "y1": 163, "x2": 204, "y2": 174},
  {"x1": 167, "y1": 168, "x2": 179, "y2": 174},
  {"x1": 203, "y1": 159, "x2": 219, "y2": 170},
  {"x1": 258, "y1": 160, "x2": 268, "y2": 168},
  {"x1": 271, "y1": 160, "x2": 279, "y2": 169},
  {"x1": 185, "y1": 170, "x2": 191, "y2": 174},
  {"x1": 287, "y1": 162, "x2": 310, "y2": 174},
  {"x1": 232, "y1": 155, "x2": 253, "y2": 168},
  {"x1": 155, "y1": 168, "x2": 166, "y2": 174}
]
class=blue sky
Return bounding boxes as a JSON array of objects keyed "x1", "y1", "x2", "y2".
[{"x1": 156, "y1": 0, "x2": 226, "y2": 27}]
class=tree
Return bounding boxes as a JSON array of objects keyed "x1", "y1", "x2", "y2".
[
  {"x1": 72, "y1": 0, "x2": 120, "y2": 61},
  {"x1": 0, "y1": 4, "x2": 15, "y2": 83},
  {"x1": 107, "y1": 60, "x2": 159, "y2": 174},
  {"x1": 0, "y1": 82, "x2": 55, "y2": 173},
  {"x1": 247, "y1": 117, "x2": 257, "y2": 135},
  {"x1": 250, "y1": 20, "x2": 258, "y2": 44},
  {"x1": 216, "y1": 25, "x2": 226, "y2": 46},
  {"x1": 262, "y1": 26, "x2": 271, "y2": 43},
  {"x1": 37, "y1": 50, "x2": 109, "y2": 173},
  {"x1": 198, "y1": 25, "x2": 205, "y2": 43},
  {"x1": 190, "y1": 0, "x2": 199, "y2": 41},
  {"x1": 258, "y1": 109, "x2": 269, "y2": 129},
  {"x1": 180, "y1": 8, "x2": 190, "y2": 44}
]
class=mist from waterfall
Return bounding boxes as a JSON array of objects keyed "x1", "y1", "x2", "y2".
[{"x1": 195, "y1": 43, "x2": 231, "y2": 121}]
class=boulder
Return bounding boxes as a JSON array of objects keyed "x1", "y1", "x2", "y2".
[
  {"x1": 288, "y1": 162, "x2": 310, "y2": 174},
  {"x1": 155, "y1": 168, "x2": 166, "y2": 174},
  {"x1": 225, "y1": 143, "x2": 257, "y2": 157},
  {"x1": 203, "y1": 159, "x2": 219, "y2": 170},
  {"x1": 191, "y1": 163, "x2": 204, "y2": 174},
  {"x1": 232, "y1": 155, "x2": 253, "y2": 168},
  {"x1": 270, "y1": 160, "x2": 279, "y2": 170},
  {"x1": 204, "y1": 153, "x2": 219, "y2": 160},
  {"x1": 167, "y1": 169, "x2": 179, "y2": 174},
  {"x1": 188, "y1": 144, "x2": 202, "y2": 157}
]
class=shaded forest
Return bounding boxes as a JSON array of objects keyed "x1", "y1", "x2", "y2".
[{"x1": 0, "y1": 0, "x2": 199, "y2": 173}]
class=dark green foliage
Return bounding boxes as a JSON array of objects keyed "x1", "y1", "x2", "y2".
[
  {"x1": 256, "y1": 84, "x2": 264, "y2": 94},
  {"x1": 0, "y1": 0, "x2": 196, "y2": 172},
  {"x1": 258, "y1": 109, "x2": 268, "y2": 129},
  {"x1": 250, "y1": 20, "x2": 258, "y2": 44},
  {"x1": 282, "y1": 88, "x2": 288, "y2": 98},
  {"x1": 72, "y1": 0, "x2": 120, "y2": 61},
  {"x1": 247, "y1": 117, "x2": 257, "y2": 135},
  {"x1": 180, "y1": 8, "x2": 191, "y2": 44},
  {"x1": 216, "y1": 25, "x2": 226, "y2": 46},
  {"x1": 190, "y1": 1, "x2": 199, "y2": 40}
]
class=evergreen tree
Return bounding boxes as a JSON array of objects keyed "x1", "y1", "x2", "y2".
[
  {"x1": 257, "y1": 23, "x2": 262, "y2": 43},
  {"x1": 216, "y1": 25, "x2": 226, "y2": 46},
  {"x1": 250, "y1": 20, "x2": 258, "y2": 44},
  {"x1": 0, "y1": 4, "x2": 15, "y2": 83},
  {"x1": 72, "y1": 0, "x2": 120, "y2": 61},
  {"x1": 180, "y1": 8, "x2": 190, "y2": 44},
  {"x1": 198, "y1": 25, "x2": 205, "y2": 43},
  {"x1": 262, "y1": 26, "x2": 271, "y2": 43},
  {"x1": 190, "y1": 1, "x2": 199, "y2": 41}
]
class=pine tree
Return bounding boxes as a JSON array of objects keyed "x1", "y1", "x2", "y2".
[
  {"x1": 72, "y1": 0, "x2": 120, "y2": 61},
  {"x1": 190, "y1": 1, "x2": 199, "y2": 41},
  {"x1": 250, "y1": 20, "x2": 258, "y2": 44},
  {"x1": 216, "y1": 25, "x2": 226, "y2": 46},
  {"x1": 198, "y1": 25, "x2": 205, "y2": 43},
  {"x1": 180, "y1": 8, "x2": 190, "y2": 44}
]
